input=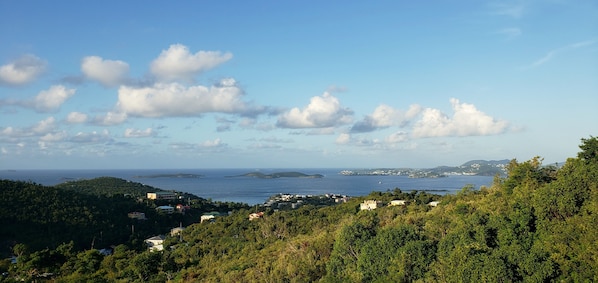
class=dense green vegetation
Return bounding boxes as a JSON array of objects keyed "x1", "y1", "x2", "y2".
[
  {"x1": 0, "y1": 136, "x2": 596, "y2": 282},
  {"x1": 0, "y1": 177, "x2": 247, "y2": 258}
]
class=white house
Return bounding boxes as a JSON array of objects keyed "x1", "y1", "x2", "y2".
[
  {"x1": 428, "y1": 201, "x2": 440, "y2": 207},
  {"x1": 144, "y1": 235, "x2": 166, "y2": 251},
  {"x1": 156, "y1": 205, "x2": 175, "y2": 214},
  {"x1": 201, "y1": 214, "x2": 215, "y2": 223},
  {"x1": 390, "y1": 200, "x2": 407, "y2": 206},
  {"x1": 200, "y1": 211, "x2": 223, "y2": 223},
  {"x1": 360, "y1": 200, "x2": 383, "y2": 211}
]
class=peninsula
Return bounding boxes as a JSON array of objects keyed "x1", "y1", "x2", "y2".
[
  {"x1": 133, "y1": 173, "x2": 203, "y2": 179},
  {"x1": 228, "y1": 171, "x2": 324, "y2": 179}
]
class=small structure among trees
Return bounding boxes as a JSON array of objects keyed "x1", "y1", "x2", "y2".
[
  {"x1": 390, "y1": 200, "x2": 407, "y2": 206},
  {"x1": 249, "y1": 212, "x2": 264, "y2": 220},
  {"x1": 360, "y1": 200, "x2": 383, "y2": 211},
  {"x1": 144, "y1": 235, "x2": 165, "y2": 252},
  {"x1": 147, "y1": 192, "x2": 177, "y2": 200}
]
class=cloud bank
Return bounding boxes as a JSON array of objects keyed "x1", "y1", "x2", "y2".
[
  {"x1": 0, "y1": 43, "x2": 515, "y2": 166},
  {"x1": 116, "y1": 78, "x2": 260, "y2": 118}
]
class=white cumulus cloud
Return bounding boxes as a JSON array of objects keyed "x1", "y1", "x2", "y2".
[
  {"x1": 385, "y1": 131, "x2": 409, "y2": 144},
  {"x1": 40, "y1": 131, "x2": 68, "y2": 142},
  {"x1": 277, "y1": 92, "x2": 353, "y2": 128},
  {"x1": 200, "y1": 138, "x2": 225, "y2": 148},
  {"x1": 81, "y1": 56, "x2": 130, "y2": 87},
  {"x1": 32, "y1": 117, "x2": 57, "y2": 134},
  {"x1": 31, "y1": 85, "x2": 76, "y2": 112},
  {"x1": 150, "y1": 44, "x2": 233, "y2": 82},
  {"x1": 124, "y1": 128, "x2": 155, "y2": 138},
  {"x1": 70, "y1": 129, "x2": 113, "y2": 143},
  {"x1": 117, "y1": 79, "x2": 257, "y2": 118},
  {"x1": 412, "y1": 98, "x2": 509, "y2": 138},
  {"x1": 0, "y1": 54, "x2": 47, "y2": 86},
  {"x1": 351, "y1": 104, "x2": 422, "y2": 133},
  {"x1": 335, "y1": 133, "x2": 351, "y2": 145},
  {"x1": 93, "y1": 111, "x2": 128, "y2": 126},
  {"x1": 66, "y1": 112, "x2": 88, "y2": 124}
]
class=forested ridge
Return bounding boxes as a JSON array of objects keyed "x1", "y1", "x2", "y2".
[
  {"x1": 0, "y1": 178, "x2": 242, "y2": 254},
  {"x1": 0, "y1": 137, "x2": 596, "y2": 282}
]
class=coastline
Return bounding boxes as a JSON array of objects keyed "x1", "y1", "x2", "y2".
[{"x1": 0, "y1": 169, "x2": 494, "y2": 206}]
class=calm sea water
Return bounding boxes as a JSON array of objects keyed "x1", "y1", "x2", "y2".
[{"x1": 0, "y1": 169, "x2": 494, "y2": 205}]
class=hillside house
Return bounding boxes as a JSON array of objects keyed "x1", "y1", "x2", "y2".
[
  {"x1": 201, "y1": 214, "x2": 215, "y2": 223},
  {"x1": 428, "y1": 201, "x2": 440, "y2": 207},
  {"x1": 360, "y1": 200, "x2": 383, "y2": 211},
  {"x1": 156, "y1": 205, "x2": 175, "y2": 214},
  {"x1": 147, "y1": 192, "x2": 177, "y2": 200},
  {"x1": 390, "y1": 200, "x2": 407, "y2": 206},
  {"x1": 144, "y1": 235, "x2": 165, "y2": 251},
  {"x1": 334, "y1": 196, "x2": 350, "y2": 203},
  {"x1": 201, "y1": 212, "x2": 222, "y2": 223},
  {"x1": 170, "y1": 227, "x2": 185, "y2": 237}
]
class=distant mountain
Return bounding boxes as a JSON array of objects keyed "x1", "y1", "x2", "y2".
[
  {"x1": 427, "y1": 159, "x2": 510, "y2": 176},
  {"x1": 460, "y1": 159, "x2": 511, "y2": 167},
  {"x1": 451, "y1": 159, "x2": 510, "y2": 176},
  {"x1": 341, "y1": 159, "x2": 510, "y2": 177}
]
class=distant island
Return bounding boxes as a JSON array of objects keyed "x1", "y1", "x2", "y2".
[
  {"x1": 228, "y1": 171, "x2": 324, "y2": 179},
  {"x1": 133, "y1": 173, "x2": 203, "y2": 178}
]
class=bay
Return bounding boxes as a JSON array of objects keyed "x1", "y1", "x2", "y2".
[{"x1": 0, "y1": 169, "x2": 494, "y2": 205}]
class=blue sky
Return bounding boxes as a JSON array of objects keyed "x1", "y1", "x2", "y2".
[{"x1": 0, "y1": 1, "x2": 596, "y2": 169}]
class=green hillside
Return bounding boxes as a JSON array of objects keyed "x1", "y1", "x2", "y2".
[
  {"x1": 0, "y1": 136, "x2": 596, "y2": 282},
  {"x1": 0, "y1": 177, "x2": 246, "y2": 257}
]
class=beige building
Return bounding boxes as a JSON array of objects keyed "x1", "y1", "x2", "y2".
[
  {"x1": 144, "y1": 235, "x2": 165, "y2": 251},
  {"x1": 390, "y1": 200, "x2": 407, "y2": 206},
  {"x1": 360, "y1": 200, "x2": 383, "y2": 211},
  {"x1": 156, "y1": 205, "x2": 175, "y2": 214},
  {"x1": 147, "y1": 192, "x2": 177, "y2": 200}
]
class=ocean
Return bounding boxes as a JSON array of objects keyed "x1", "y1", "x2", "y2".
[{"x1": 0, "y1": 169, "x2": 495, "y2": 205}]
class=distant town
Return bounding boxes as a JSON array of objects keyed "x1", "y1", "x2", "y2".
[{"x1": 339, "y1": 159, "x2": 511, "y2": 178}]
